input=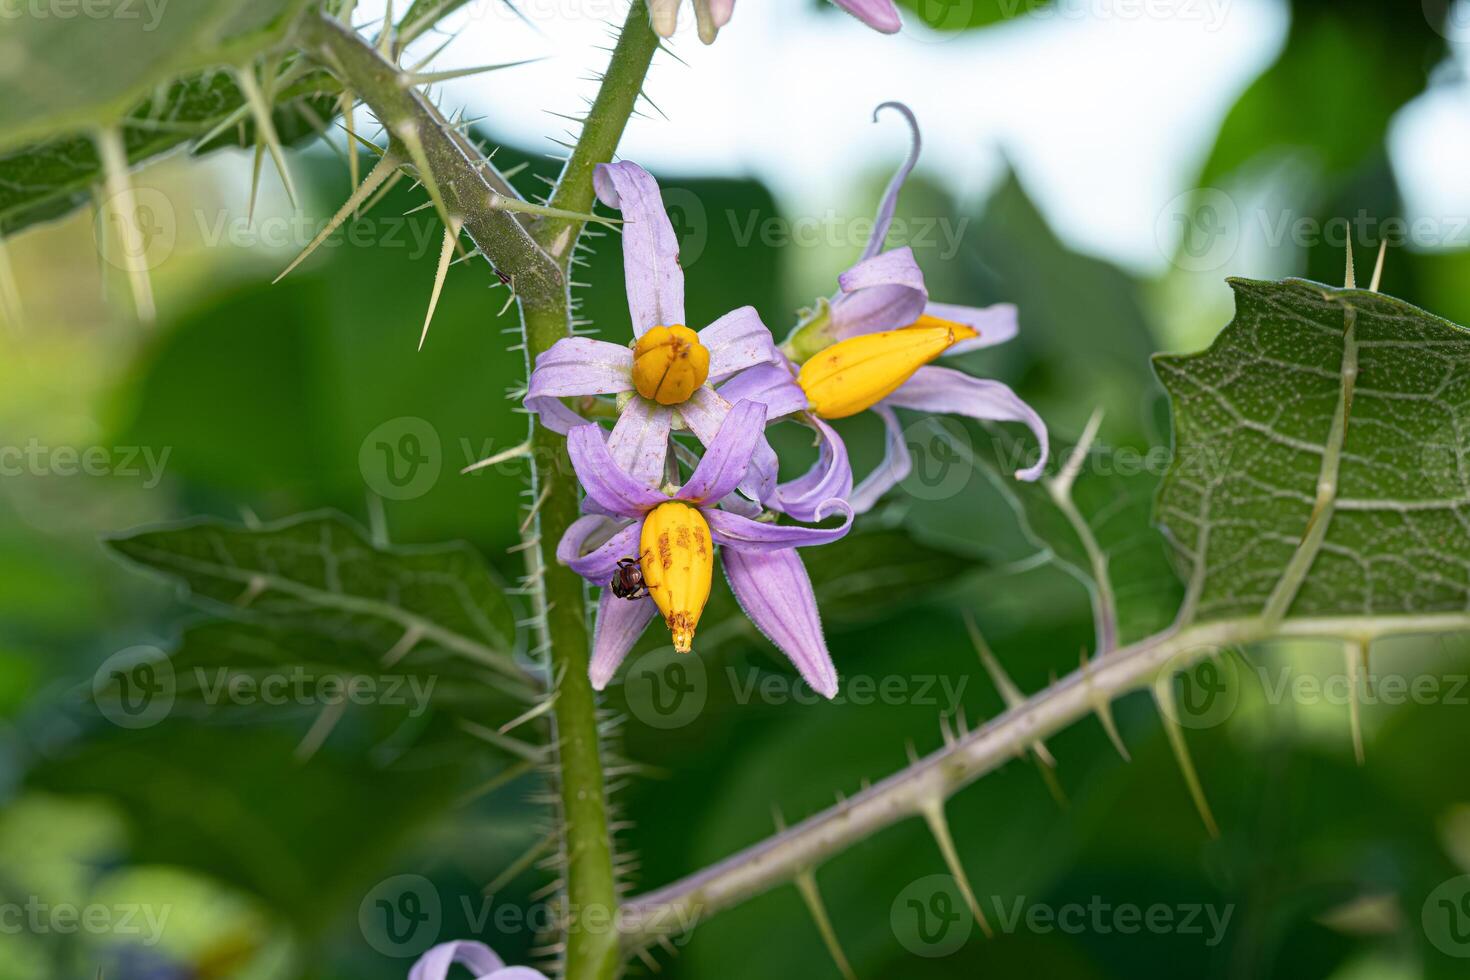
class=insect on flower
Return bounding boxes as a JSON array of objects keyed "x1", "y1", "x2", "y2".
[{"x1": 609, "y1": 556, "x2": 650, "y2": 600}]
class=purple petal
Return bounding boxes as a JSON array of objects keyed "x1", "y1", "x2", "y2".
[
  {"x1": 607, "y1": 398, "x2": 674, "y2": 488},
  {"x1": 707, "y1": 500, "x2": 853, "y2": 552},
  {"x1": 593, "y1": 162, "x2": 685, "y2": 335},
  {"x1": 488, "y1": 969, "x2": 552, "y2": 980},
  {"x1": 558, "y1": 516, "x2": 640, "y2": 583},
  {"x1": 410, "y1": 942, "x2": 505, "y2": 980},
  {"x1": 771, "y1": 416, "x2": 853, "y2": 523},
  {"x1": 723, "y1": 548, "x2": 838, "y2": 698},
  {"x1": 567, "y1": 424, "x2": 667, "y2": 516},
  {"x1": 524, "y1": 338, "x2": 633, "y2": 433},
  {"x1": 862, "y1": 103, "x2": 921, "y2": 261},
  {"x1": 829, "y1": 0, "x2": 901, "y2": 31},
  {"x1": 830, "y1": 247, "x2": 928, "y2": 341},
  {"x1": 847, "y1": 404, "x2": 910, "y2": 513},
  {"x1": 682, "y1": 386, "x2": 778, "y2": 504},
  {"x1": 717, "y1": 361, "x2": 807, "y2": 419},
  {"x1": 591, "y1": 590, "x2": 657, "y2": 690},
  {"x1": 885, "y1": 366, "x2": 1049, "y2": 480},
  {"x1": 930, "y1": 301, "x2": 1019, "y2": 355},
  {"x1": 699, "y1": 306, "x2": 778, "y2": 382},
  {"x1": 678, "y1": 400, "x2": 767, "y2": 504}
]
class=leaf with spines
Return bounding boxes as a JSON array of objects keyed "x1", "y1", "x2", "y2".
[
  {"x1": 107, "y1": 511, "x2": 531, "y2": 689},
  {"x1": 1155, "y1": 278, "x2": 1470, "y2": 625}
]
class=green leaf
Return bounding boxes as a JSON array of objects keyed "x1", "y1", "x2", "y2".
[
  {"x1": 0, "y1": 0, "x2": 312, "y2": 151},
  {"x1": 0, "y1": 68, "x2": 340, "y2": 235},
  {"x1": 107, "y1": 511, "x2": 527, "y2": 683},
  {"x1": 803, "y1": 528, "x2": 980, "y2": 623},
  {"x1": 1155, "y1": 277, "x2": 1470, "y2": 623}
]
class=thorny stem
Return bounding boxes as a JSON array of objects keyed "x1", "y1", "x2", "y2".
[
  {"x1": 618, "y1": 610, "x2": 1470, "y2": 949},
  {"x1": 309, "y1": 7, "x2": 660, "y2": 978}
]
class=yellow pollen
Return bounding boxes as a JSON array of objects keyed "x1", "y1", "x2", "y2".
[
  {"x1": 632, "y1": 325, "x2": 710, "y2": 405},
  {"x1": 797, "y1": 317, "x2": 977, "y2": 419},
  {"x1": 639, "y1": 501, "x2": 714, "y2": 654}
]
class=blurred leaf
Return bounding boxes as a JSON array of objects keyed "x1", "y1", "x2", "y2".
[
  {"x1": 0, "y1": 0, "x2": 312, "y2": 151},
  {"x1": 107, "y1": 511, "x2": 526, "y2": 682},
  {"x1": 804, "y1": 527, "x2": 981, "y2": 623},
  {"x1": 889, "y1": 0, "x2": 1053, "y2": 33},
  {"x1": 1200, "y1": 0, "x2": 1444, "y2": 185},
  {"x1": 1155, "y1": 278, "x2": 1470, "y2": 621}
]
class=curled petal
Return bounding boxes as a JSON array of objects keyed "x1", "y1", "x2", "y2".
[
  {"x1": 593, "y1": 162, "x2": 685, "y2": 334},
  {"x1": 524, "y1": 338, "x2": 633, "y2": 433},
  {"x1": 410, "y1": 942, "x2": 505, "y2": 980},
  {"x1": 678, "y1": 400, "x2": 767, "y2": 504},
  {"x1": 682, "y1": 386, "x2": 778, "y2": 504},
  {"x1": 862, "y1": 102, "x2": 921, "y2": 261},
  {"x1": 607, "y1": 397, "x2": 674, "y2": 488},
  {"x1": 831, "y1": 247, "x2": 928, "y2": 341},
  {"x1": 566, "y1": 424, "x2": 667, "y2": 516},
  {"x1": 693, "y1": 0, "x2": 734, "y2": 42},
  {"x1": 558, "y1": 516, "x2": 640, "y2": 583},
  {"x1": 706, "y1": 500, "x2": 853, "y2": 552},
  {"x1": 848, "y1": 404, "x2": 911, "y2": 514},
  {"x1": 772, "y1": 416, "x2": 853, "y2": 523},
  {"x1": 699, "y1": 306, "x2": 778, "y2": 382},
  {"x1": 930, "y1": 301, "x2": 1019, "y2": 355},
  {"x1": 717, "y1": 361, "x2": 807, "y2": 419},
  {"x1": 830, "y1": 0, "x2": 901, "y2": 32},
  {"x1": 723, "y1": 547, "x2": 838, "y2": 699},
  {"x1": 591, "y1": 590, "x2": 658, "y2": 690},
  {"x1": 885, "y1": 366, "x2": 1049, "y2": 481}
]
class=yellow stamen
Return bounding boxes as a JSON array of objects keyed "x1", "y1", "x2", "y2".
[
  {"x1": 632, "y1": 325, "x2": 710, "y2": 405},
  {"x1": 797, "y1": 317, "x2": 977, "y2": 419},
  {"x1": 639, "y1": 501, "x2": 714, "y2": 653}
]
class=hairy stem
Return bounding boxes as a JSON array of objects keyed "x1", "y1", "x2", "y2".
[{"x1": 618, "y1": 610, "x2": 1470, "y2": 948}]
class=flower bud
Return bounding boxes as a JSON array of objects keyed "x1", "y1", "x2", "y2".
[
  {"x1": 639, "y1": 501, "x2": 714, "y2": 653},
  {"x1": 797, "y1": 316, "x2": 977, "y2": 419},
  {"x1": 632, "y1": 325, "x2": 710, "y2": 406}
]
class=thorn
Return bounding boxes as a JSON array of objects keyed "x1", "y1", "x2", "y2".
[
  {"x1": 378, "y1": 0, "x2": 396, "y2": 58},
  {"x1": 498, "y1": 692, "x2": 559, "y2": 735},
  {"x1": 1344, "y1": 238, "x2": 1356, "y2": 289},
  {"x1": 361, "y1": 168, "x2": 406, "y2": 217},
  {"x1": 93, "y1": 126, "x2": 156, "y2": 325},
  {"x1": 235, "y1": 66, "x2": 298, "y2": 208},
  {"x1": 295, "y1": 699, "x2": 347, "y2": 761},
  {"x1": 366, "y1": 491, "x2": 389, "y2": 547},
  {"x1": 920, "y1": 799, "x2": 993, "y2": 939},
  {"x1": 483, "y1": 830, "x2": 559, "y2": 895},
  {"x1": 420, "y1": 218, "x2": 462, "y2": 349},
  {"x1": 1369, "y1": 238, "x2": 1388, "y2": 293},
  {"x1": 1080, "y1": 649, "x2": 1129, "y2": 761},
  {"x1": 964, "y1": 613, "x2": 1055, "y2": 767},
  {"x1": 273, "y1": 152, "x2": 401, "y2": 284},
  {"x1": 404, "y1": 58, "x2": 544, "y2": 86},
  {"x1": 487, "y1": 191, "x2": 619, "y2": 227},
  {"x1": 247, "y1": 139, "x2": 265, "y2": 224},
  {"x1": 191, "y1": 103, "x2": 250, "y2": 151},
  {"x1": 1345, "y1": 638, "x2": 1367, "y2": 765},
  {"x1": 793, "y1": 870, "x2": 856, "y2": 980},
  {"x1": 462, "y1": 440, "x2": 532, "y2": 474},
  {"x1": 1152, "y1": 677, "x2": 1219, "y2": 838}
]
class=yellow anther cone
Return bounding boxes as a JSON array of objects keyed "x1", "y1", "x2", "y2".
[
  {"x1": 632, "y1": 324, "x2": 710, "y2": 405},
  {"x1": 639, "y1": 501, "x2": 714, "y2": 653},
  {"x1": 797, "y1": 317, "x2": 977, "y2": 419}
]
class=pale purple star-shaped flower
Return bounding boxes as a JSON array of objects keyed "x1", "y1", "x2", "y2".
[
  {"x1": 409, "y1": 940, "x2": 548, "y2": 980},
  {"x1": 559, "y1": 399, "x2": 852, "y2": 697},
  {"x1": 524, "y1": 161, "x2": 782, "y2": 501},
  {"x1": 754, "y1": 103, "x2": 1050, "y2": 519}
]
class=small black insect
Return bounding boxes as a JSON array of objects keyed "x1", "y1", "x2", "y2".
[{"x1": 609, "y1": 556, "x2": 649, "y2": 600}]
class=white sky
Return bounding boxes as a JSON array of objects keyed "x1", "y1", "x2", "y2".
[{"x1": 355, "y1": 0, "x2": 1469, "y2": 271}]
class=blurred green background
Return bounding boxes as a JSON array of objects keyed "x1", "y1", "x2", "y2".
[{"x1": 5, "y1": 1, "x2": 1470, "y2": 978}]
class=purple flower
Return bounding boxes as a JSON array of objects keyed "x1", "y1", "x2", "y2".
[
  {"x1": 525, "y1": 161, "x2": 781, "y2": 503},
  {"x1": 648, "y1": 0, "x2": 901, "y2": 44},
  {"x1": 558, "y1": 399, "x2": 851, "y2": 697},
  {"x1": 409, "y1": 941, "x2": 548, "y2": 980},
  {"x1": 764, "y1": 103, "x2": 1050, "y2": 517}
]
